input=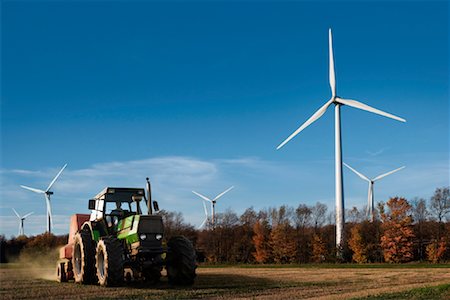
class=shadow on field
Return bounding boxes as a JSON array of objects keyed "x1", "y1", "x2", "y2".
[{"x1": 128, "y1": 273, "x2": 282, "y2": 292}]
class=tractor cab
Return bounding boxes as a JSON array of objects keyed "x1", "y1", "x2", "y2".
[{"x1": 89, "y1": 187, "x2": 145, "y2": 229}]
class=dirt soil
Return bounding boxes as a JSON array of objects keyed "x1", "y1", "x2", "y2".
[{"x1": 1, "y1": 265, "x2": 449, "y2": 299}]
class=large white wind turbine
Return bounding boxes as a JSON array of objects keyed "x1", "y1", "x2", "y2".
[
  {"x1": 276, "y1": 29, "x2": 406, "y2": 254},
  {"x1": 12, "y1": 208, "x2": 34, "y2": 236},
  {"x1": 20, "y1": 164, "x2": 67, "y2": 234},
  {"x1": 344, "y1": 163, "x2": 405, "y2": 222},
  {"x1": 192, "y1": 186, "x2": 234, "y2": 227}
]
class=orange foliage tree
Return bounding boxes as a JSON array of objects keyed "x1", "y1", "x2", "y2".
[
  {"x1": 270, "y1": 223, "x2": 297, "y2": 263},
  {"x1": 426, "y1": 239, "x2": 447, "y2": 263},
  {"x1": 252, "y1": 220, "x2": 271, "y2": 263},
  {"x1": 311, "y1": 234, "x2": 327, "y2": 263},
  {"x1": 348, "y1": 224, "x2": 368, "y2": 263},
  {"x1": 380, "y1": 197, "x2": 415, "y2": 263}
]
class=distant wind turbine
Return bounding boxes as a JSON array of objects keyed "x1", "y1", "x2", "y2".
[
  {"x1": 344, "y1": 163, "x2": 405, "y2": 222},
  {"x1": 20, "y1": 164, "x2": 67, "y2": 234},
  {"x1": 12, "y1": 208, "x2": 34, "y2": 236},
  {"x1": 276, "y1": 29, "x2": 406, "y2": 255},
  {"x1": 192, "y1": 186, "x2": 234, "y2": 227}
]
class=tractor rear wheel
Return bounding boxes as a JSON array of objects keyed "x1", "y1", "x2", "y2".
[
  {"x1": 72, "y1": 229, "x2": 96, "y2": 284},
  {"x1": 166, "y1": 236, "x2": 197, "y2": 285},
  {"x1": 96, "y1": 237, "x2": 124, "y2": 287}
]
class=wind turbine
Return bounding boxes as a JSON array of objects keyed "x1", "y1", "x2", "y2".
[
  {"x1": 344, "y1": 163, "x2": 405, "y2": 222},
  {"x1": 276, "y1": 29, "x2": 406, "y2": 255},
  {"x1": 20, "y1": 163, "x2": 67, "y2": 234},
  {"x1": 12, "y1": 208, "x2": 34, "y2": 236},
  {"x1": 192, "y1": 186, "x2": 234, "y2": 227}
]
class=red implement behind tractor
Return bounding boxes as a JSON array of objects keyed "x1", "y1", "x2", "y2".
[{"x1": 57, "y1": 214, "x2": 90, "y2": 282}]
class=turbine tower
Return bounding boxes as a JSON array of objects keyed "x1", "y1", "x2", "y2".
[
  {"x1": 192, "y1": 186, "x2": 234, "y2": 227},
  {"x1": 12, "y1": 208, "x2": 34, "y2": 236},
  {"x1": 20, "y1": 163, "x2": 67, "y2": 234},
  {"x1": 276, "y1": 29, "x2": 405, "y2": 256},
  {"x1": 344, "y1": 163, "x2": 405, "y2": 222}
]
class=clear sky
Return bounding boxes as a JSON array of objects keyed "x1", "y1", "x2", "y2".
[{"x1": 1, "y1": 1, "x2": 448, "y2": 237}]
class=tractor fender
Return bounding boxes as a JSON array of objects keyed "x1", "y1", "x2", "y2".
[
  {"x1": 80, "y1": 221, "x2": 104, "y2": 242},
  {"x1": 80, "y1": 222, "x2": 95, "y2": 240}
]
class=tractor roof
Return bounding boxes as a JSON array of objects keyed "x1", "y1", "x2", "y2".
[{"x1": 94, "y1": 187, "x2": 145, "y2": 203}]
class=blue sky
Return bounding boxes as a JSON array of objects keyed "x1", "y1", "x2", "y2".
[{"x1": 1, "y1": 1, "x2": 448, "y2": 237}]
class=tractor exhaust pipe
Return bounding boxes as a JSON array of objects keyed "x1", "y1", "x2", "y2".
[{"x1": 146, "y1": 177, "x2": 152, "y2": 215}]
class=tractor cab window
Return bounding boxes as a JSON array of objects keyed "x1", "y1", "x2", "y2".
[{"x1": 105, "y1": 201, "x2": 131, "y2": 228}]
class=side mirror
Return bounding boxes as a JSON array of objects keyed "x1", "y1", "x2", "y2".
[
  {"x1": 153, "y1": 201, "x2": 159, "y2": 212},
  {"x1": 88, "y1": 199, "x2": 96, "y2": 210}
]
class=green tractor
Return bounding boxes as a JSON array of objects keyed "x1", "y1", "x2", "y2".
[{"x1": 57, "y1": 179, "x2": 197, "y2": 286}]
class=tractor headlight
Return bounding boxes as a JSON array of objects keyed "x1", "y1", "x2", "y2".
[
  {"x1": 140, "y1": 234, "x2": 147, "y2": 240},
  {"x1": 155, "y1": 234, "x2": 162, "y2": 241}
]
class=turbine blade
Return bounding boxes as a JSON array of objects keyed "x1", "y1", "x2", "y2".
[
  {"x1": 12, "y1": 208, "x2": 20, "y2": 219},
  {"x1": 23, "y1": 212, "x2": 34, "y2": 219},
  {"x1": 329, "y1": 28, "x2": 336, "y2": 97},
  {"x1": 343, "y1": 163, "x2": 370, "y2": 182},
  {"x1": 198, "y1": 217, "x2": 207, "y2": 229},
  {"x1": 202, "y1": 200, "x2": 208, "y2": 217},
  {"x1": 192, "y1": 191, "x2": 212, "y2": 202},
  {"x1": 213, "y1": 186, "x2": 234, "y2": 201},
  {"x1": 20, "y1": 185, "x2": 45, "y2": 194},
  {"x1": 276, "y1": 99, "x2": 333, "y2": 150},
  {"x1": 336, "y1": 98, "x2": 406, "y2": 122},
  {"x1": 46, "y1": 163, "x2": 67, "y2": 192},
  {"x1": 373, "y1": 166, "x2": 405, "y2": 181}
]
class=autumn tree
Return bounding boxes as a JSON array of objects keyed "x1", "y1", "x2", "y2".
[
  {"x1": 380, "y1": 197, "x2": 415, "y2": 263},
  {"x1": 426, "y1": 239, "x2": 447, "y2": 263},
  {"x1": 252, "y1": 219, "x2": 271, "y2": 263},
  {"x1": 348, "y1": 221, "x2": 383, "y2": 263},
  {"x1": 311, "y1": 234, "x2": 327, "y2": 263},
  {"x1": 348, "y1": 223, "x2": 368, "y2": 263},
  {"x1": 234, "y1": 207, "x2": 258, "y2": 263},
  {"x1": 270, "y1": 222, "x2": 297, "y2": 264}
]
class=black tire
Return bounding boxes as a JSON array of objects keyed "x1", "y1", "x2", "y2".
[
  {"x1": 96, "y1": 237, "x2": 124, "y2": 287},
  {"x1": 56, "y1": 262, "x2": 67, "y2": 282},
  {"x1": 166, "y1": 236, "x2": 197, "y2": 285},
  {"x1": 72, "y1": 229, "x2": 96, "y2": 284}
]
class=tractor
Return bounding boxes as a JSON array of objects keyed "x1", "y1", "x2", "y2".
[{"x1": 56, "y1": 179, "x2": 197, "y2": 286}]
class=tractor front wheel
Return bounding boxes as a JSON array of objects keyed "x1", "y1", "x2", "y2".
[
  {"x1": 72, "y1": 229, "x2": 96, "y2": 284},
  {"x1": 56, "y1": 262, "x2": 67, "y2": 282},
  {"x1": 96, "y1": 237, "x2": 124, "y2": 287},
  {"x1": 166, "y1": 236, "x2": 197, "y2": 285}
]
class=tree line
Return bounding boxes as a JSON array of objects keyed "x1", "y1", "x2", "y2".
[
  {"x1": 1, "y1": 186, "x2": 448, "y2": 264},
  {"x1": 163, "y1": 186, "x2": 450, "y2": 264}
]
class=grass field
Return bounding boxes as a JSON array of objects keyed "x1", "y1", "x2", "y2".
[{"x1": 1, "y1": 263, "x2": 450, "y2": 299}]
